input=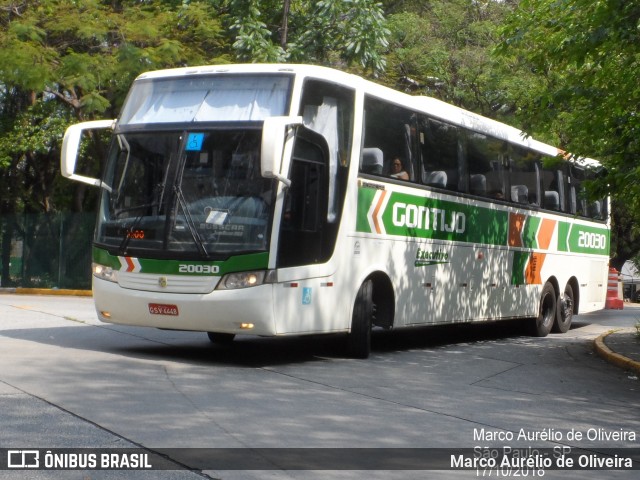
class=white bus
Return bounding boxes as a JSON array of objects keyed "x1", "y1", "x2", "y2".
[{"x1": 61, "y1": 64, "x2": 610, "y2": 358}]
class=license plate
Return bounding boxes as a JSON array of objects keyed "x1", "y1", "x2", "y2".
[{"x1": 148, "y1": 303, "x2": 179, "y2": 316}]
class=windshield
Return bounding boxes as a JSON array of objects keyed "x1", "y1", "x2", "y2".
[{"x1": 96, "y1": 129, "x2": 275, "y2": 259}]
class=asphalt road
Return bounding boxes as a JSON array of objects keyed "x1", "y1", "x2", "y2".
[{"x1": 0, "y1": 294, "x2": 638, "y2": 480}]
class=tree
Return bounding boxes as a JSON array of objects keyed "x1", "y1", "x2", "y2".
[
  {"x1": 383, "y1": 0, "x2": 517, "y2": 119},
  {"x1": 225, "y1": 0, "x2": 390, "y2": 74},
  {"x1": 0, "y1": 0, "x2": 227, "y2": 286},
  {"x1": 0, "y1": 0, "x2": 227, "y2": 212},
  {"x1": 499, "y1": 0, "x2": 640, "y2": 268}
]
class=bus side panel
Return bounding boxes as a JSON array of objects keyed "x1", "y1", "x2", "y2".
[
  {"x1": 484, "y1": 246, "x2": 535, "y2": 320},
  {"x1": 585, "y1": 259, "x2": 608, "y2": 311},
  {"x1": 270, "y1": 271, "x2": 351, "y2": 335},
  {"x1": 530, "y1": 251, "x2": 607, "y2": 316},
  {"x1": 389, "y1": 240, "x2": 538, "y2": 327}
]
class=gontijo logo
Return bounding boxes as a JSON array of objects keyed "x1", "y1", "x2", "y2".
[
  {"x1": 365, "y1": 190, "x2": 466, "y2": 235},
  {"x1": 392, "y1": 202, "x2": 466, "y2": 233},
  {"x1": 357, "y1": 188, "x2": 507, "y2": 245}
]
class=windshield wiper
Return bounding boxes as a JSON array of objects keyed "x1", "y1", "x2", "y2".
[
  {"x1": 173, "y1": 185, "x2": 208, "y2": 257},
  {"x1": 114, "y1": 134, "x2": 132, "y2": 204}
]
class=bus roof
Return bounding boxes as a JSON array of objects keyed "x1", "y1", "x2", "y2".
[{"x1": 133, "y1": 63, "x2": 601, "y2": 168}]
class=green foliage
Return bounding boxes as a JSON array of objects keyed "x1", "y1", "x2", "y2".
[
  {"x1": 289, "y1": 0, "x2": 390, "y2": 74},
  {"x1": 499, "y1": 0, "x2": 640, "y2": 266},
  {"x1": 0, "y1": 0, "x2": 227, "y2": 119},
  {"x1": 384, "y1": 0, "x2": 516, "y2": 118},
  {"x1": 0, "y1": 0, "x2": 227, "y2": 216},
  {"x1": 226, "y1": 0, "x2": 288, "y2": 62},
  {"x1": 499, "y1": 0, "x2": 640, "y2": 197},
  {"x1": 223, "y1": 0, "x2": 390, "y2": 74},
  {"x1": 0, "y1": 101, "x2": 70, "y2": 157}
]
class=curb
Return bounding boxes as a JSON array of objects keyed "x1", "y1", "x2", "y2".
[
  {"x1": 593, "y1": 330, "x2": 640, "y2": 376},
  {"x1": 0, "y1": 288, "x2": 92, "y2": 297}
]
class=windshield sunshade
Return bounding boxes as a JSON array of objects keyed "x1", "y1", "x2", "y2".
[{"x1": 119, "y1": 75, "x2": 292, "y2": 124}]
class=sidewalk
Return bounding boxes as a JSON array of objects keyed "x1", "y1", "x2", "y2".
[
  {"x1": 594, "y1": 327, "x2": 640, "y2": 376},
  {"x1": 0, "y1": 287, "x2": 92, "y2": 296}
]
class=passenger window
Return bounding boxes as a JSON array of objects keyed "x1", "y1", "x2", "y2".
[
  {"x1": 509, "y1": 147, "x2": 540, "y2": 206},
  {"x1": 362, "y1": 95, "x2": 417, "y2": 182},
  {"x1": 418, "y1": 117, "x2": 460, "y2": 191},
  {"x1": 566, "y1": 163, "x2": 607, "y2": 220},
  {"x1": 540, "y1": 156, "x2": 565, "y2": 212},
  {"x1": 299, "y1": 79, "x2": 354, "y2": 225},
  {"x1": 465, "y1": 132, "x2": 507, "y2": 199},
  {"x1": 300, "y1": 79, "x2": 354, "y2": 169}
]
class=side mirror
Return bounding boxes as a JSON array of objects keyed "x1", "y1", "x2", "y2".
[
  {"x1": 61, "y1": 119, "x2": 115, "y2": 188},
  {"x1": 261, "y1": 116, "x2": 302, "y2": 187}
]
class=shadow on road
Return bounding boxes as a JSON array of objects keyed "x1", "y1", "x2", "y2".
[{"x1": 0, "y1": 316, "x2": 589, "y2": 368}]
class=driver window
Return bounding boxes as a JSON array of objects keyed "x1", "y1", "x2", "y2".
[{"x1": 278, "y1": 132, "x2": 333, "y2": 268}]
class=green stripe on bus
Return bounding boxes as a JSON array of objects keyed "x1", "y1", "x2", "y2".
[
  {"x1": 522, "y1": 216, "x2": 540, "y2": 249},
  {"x1": 557, "y1": 221, "x2": 610, "y2": 255},
  {"x1": 357, "y1": 188, "x2": 508, "y2": 245},
  {"x1": 511, "y1": 251, "x2": 529, "y2": 285},
  {"x1": 357, "y1": 186, "x2": 609, "y2": 256},
  {"x1": 356, "y1": 188, "x2": 377, "y2": 233},
  {"x1": 92, "y1": 247, "x2": 269, "y2": 275}
]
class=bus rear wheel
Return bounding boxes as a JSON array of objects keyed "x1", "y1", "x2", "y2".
[
  {"x1": 530, "y1": 282, "x2": 556, "y2": 337},
  {"x1": 553, "y1": 283, "x2": 574, "y2": 333},
  {"x1": 347, "y1": 280, "x2": 374, "y2": 359}
]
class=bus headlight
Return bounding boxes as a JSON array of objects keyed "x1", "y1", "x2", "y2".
[
  {"x1": 92, "y1": 263, "x2": 118, "y2": 283},
  {"x1": 218, "y1": 270, "x2": 276, "y2": 290}
]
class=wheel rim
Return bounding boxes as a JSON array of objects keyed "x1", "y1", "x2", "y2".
[{"x1": 560, "y1": 293, "x2": 573, "y2": 322}]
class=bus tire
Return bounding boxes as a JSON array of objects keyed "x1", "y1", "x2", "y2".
[
  {"x1": 530, "y1": 282, "x2": 556, "y2": 337},
  {"x1": 347, "y1": 280, "x2": 373, "y2": 359},
  {"x1": 553, "y1": 283, "x2": 574, "y2": 333},
  {"x1": 207, "y1": 332, "x2": 236, "y2": 345}
]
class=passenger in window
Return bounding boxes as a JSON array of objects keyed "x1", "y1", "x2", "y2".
[
  {"x1": 390, "y1": 157, "x2": 409, "y2": 180},
  {"x1": 490, "y1": 189, "x2": 504, "y2": 200}
]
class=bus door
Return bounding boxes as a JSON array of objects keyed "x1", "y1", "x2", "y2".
[{"x1": 272, "y1": 128, "x2": 344, "y2": 334}]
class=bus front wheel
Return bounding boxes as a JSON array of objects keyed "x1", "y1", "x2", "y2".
[
  {"x1": 347, "y1": 280, "x2": 374, "y2": 359},
  {"x1": 530, "y1": 282, "x2": 556, "y2": 337}
]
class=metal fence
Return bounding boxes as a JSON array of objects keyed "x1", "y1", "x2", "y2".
[{"x1": 0, "y1": 213, "x2": 95, "y2": 290}]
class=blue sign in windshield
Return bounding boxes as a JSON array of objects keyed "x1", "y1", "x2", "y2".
[{"x1": 186, "y1": 133, "x2": 205, "y2": 151}]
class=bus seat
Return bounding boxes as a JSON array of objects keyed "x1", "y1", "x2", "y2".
[
  {"x1": 361, "y1": 147, "x2": 383, "y2": 175},
  {"x1": 469, "y1": 174, "x2": 487, "y2": 196},
  {"x1": 588, "y1": 200, "x2": 602, "y2": 219},
  {"x1": 228, "y1": 153, "x2": 252, "y2": 179},
  {"x1": 544, "y1": 191, "x2": 560, "y2": 210},
  {"x1": 511, "y1": 185, "x2": 528, "y2": 204},
  {"x1": 425, "y1": 170, "x2": 447, "y2": 188}
]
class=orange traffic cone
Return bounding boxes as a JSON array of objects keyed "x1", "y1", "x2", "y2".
[{"x1": 605, "y1": 267, "x2": 624, "y2": 309}]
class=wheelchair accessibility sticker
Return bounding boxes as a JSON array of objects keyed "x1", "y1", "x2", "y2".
[{"x1": 302, "y1": 288, "x2": 312, "y2": 305}]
